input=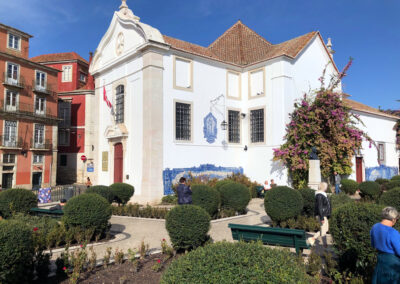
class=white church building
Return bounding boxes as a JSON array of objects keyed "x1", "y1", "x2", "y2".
[{"x1": 88, "y1": 1, "x2": 399, "y2": 203}]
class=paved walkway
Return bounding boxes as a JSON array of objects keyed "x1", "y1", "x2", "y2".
[{"x1": 51, "y1": 198, "x2": 332, "y2": 260}]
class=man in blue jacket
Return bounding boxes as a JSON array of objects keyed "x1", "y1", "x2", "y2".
[{"x1": 177, "y1": 177, "x2": 192, "y2": 205}]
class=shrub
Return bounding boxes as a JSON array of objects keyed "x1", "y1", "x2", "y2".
[
  {"x1": 110, "y1": 183, "x2": 134, "y2": 205},
  {"x1": 385, "y1": 180, "x2": 400, "y2": 190},
  {"x1": 375, "y1": 178, "x2": 389, "y2": 185},
  {"x1": 165, "y1": 205, "x2": 210, "y2": 250},
  {"x1": 161, "y1": 194, "x2": 177, "y2": 205},
  {"x1": 358, "y1": 181, "x2": 380, "y2": 200},
  {"x1": 112, "y1": 204, "x2": 169, "y2": 219},
  {"x1": 219, "y1": 182, "x2": 250, "y2": 213},
  {"x1": 214, "y1": 179, "x2": 234, "y2": 192},
  {"x1": 249, "y1": 185, "x2": 258, "y2": 198},
  {"x1": 391, "y1": 175, "x2": 400, "y2": 181},
  {"x1": 191, "y1": 185, "x2": 220, "y2": 217},
  {"x1": 330, "y1": 202, "x2": 384, "y2": 278},
  {"x1": 264, "y1": 186, "x2": 303, "y2": 223},
  {"x1": 340, "y1": 179, "x2": 359, "y2": 195},
  {"x1": 0, "y1": 188, "x2": 37, "y2": 218},
  {"x1": 86, "y1": 185, "x2": 114, "y2": 203},
  {"x1": 161, "y1": 241, "x2": 312, "y2": 283},
  {"x1": 379, "y1": 188, "x2": 400, "y2": 210},
  {"x1": 63, "y1": 194, "x2": 111, "y2": 235},
  {"x1": 329, "y1": 193, "x2": 354, "y2": 210},
  {"x1": 299, "y1": 187, "x2": 315, "y2": 216},
  {"x1": 0, "y1": 220, "x2": 35, "y2": 283}
]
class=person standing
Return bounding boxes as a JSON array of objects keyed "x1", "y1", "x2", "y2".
[
  {"x1": 308, "y1": 182, "x2": 331, "y2": 247},
  {"x1": 86, "y1": 177, "x2": 92, "y2": 188},
  {"x1": 270, "y1": 179, "x2": 277, "y2": 189},
  {"x1": 177, "y1": 177, "x2": 192, "y2": 205},
  {"x1": 334, "y1": 172, "x2": 341, "y2": 194},
  {"x1": 370, "y1": 207, "x2": 400, "y2": 284}
]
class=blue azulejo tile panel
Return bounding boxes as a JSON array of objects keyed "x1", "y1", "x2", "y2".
[
  {"x1": 365, "y1": 165, "x2": 398, "y2": 181},
  {"x1": 203, "y1": 112, "x2": 217, "y2": 144},
  {"x1": 162, "y1": 164, "x2": 243, "y2": 195}
]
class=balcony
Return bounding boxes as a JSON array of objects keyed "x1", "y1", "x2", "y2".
[
  {"x1": 0, "y1": 100, "x2": 59, "y2": 122},
  {"x1": 0, "y1": 135, "x2": 24, "y2": 149},
  {"x1": 2, "y1": 72, "x2": 25, "y2": 89},
  {"x1": 32, "y1": 80, "x2": 54, "y2": 96},
  {"x1": 30, "y1": 138, "x2": 52, "y2": 150}
]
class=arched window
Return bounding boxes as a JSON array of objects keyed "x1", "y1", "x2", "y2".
[{"x1": 115, "y1": 85, "x2": 124, "y2": 123}]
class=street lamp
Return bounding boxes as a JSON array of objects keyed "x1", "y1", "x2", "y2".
[{"x1": 220, "y1": 120, "x2": 228, "y2": 130}]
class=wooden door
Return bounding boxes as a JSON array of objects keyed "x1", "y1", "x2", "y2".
[
  {"x1": 356, "y1": 157, "x2": 363, "y2": 183},
  {"x1": 114, "y1": 143, "x2": 123, "y2": 183}
]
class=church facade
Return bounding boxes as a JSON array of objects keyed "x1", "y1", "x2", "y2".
[{"x1": 89, "y1": 1, "x2": 398, "y2": 203}]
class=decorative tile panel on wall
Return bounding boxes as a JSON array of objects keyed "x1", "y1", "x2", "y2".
[
  {"x1": 365, "y1": 165, "x2": 398, "y2": 181},
  {"x1": 162, "y1": 164, "x2": 243, "y2": 195},
  {"x1": 203, "y1": 112, "x2": 217, "y2": 144}
]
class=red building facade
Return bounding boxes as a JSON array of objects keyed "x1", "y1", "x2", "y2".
[
  {"x1": 31, "y1": 52, "x2": 95, "y2": 184},
  {"x1": 0, "y1": 23, "x2": 59, "y2": 189}
]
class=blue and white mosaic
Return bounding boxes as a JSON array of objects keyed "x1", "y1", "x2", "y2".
[
  {"x1": 365, "y1": 165, "x2": 398, "y2": 181},
  {"x1": 203, "y1": 112, "x2": 218, "y2": 144}
]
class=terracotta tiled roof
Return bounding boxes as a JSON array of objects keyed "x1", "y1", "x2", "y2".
[
  {"x1": 31, "y1": 52, "x2": 88, "y2": 64},
  {"x1": 164, "y1": 21, "x2": 320, "y2": 67},
  {"x1": 343, "y1": 98, "x2": 399, "y2": 119}
]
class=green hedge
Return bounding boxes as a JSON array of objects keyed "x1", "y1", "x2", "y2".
[
  {"x1": 299, "y1": 187, "x2": 315, "y2": 217},
  {"x1": 379, "y1": 188, "x2": 400, "y2": 211},
  {"x1": 386, "y1": 180, "x2": 400, "y2": 190},
  {"x1": 219, "y1": 182, "x2": 250, "y2": 213},
  {"x1": 0, "y1": 188, "x2": 37, "y2": 218},
  {"x1": 191, "y1": 185, "x2": 220, "y2": 217},
  {"x1": 110, "y1": 183, "x2": 134, "y2": 205},
  {"x1": 165, "y1": 205, "x2": 210, "y2": 250},
  {"x1": 161, "y1": 194, "x2": 177, "y2": 205},
  {"x1": 340, "y1": 179, "x2": 359, "y2": 195},
  {"x1": 264, "y1": 186, "x2": 303, "y2": 223},
  {"x1": 63, "y1": 194, "x2": 111, "y2": 235},
  {"x1": 161, "y1": 241, "x2": 312, "y2": 283},
  {"x1": 330, "y1": 202, "x2": 384, "y2": 278},
  {"x1": 329, "y1": 193, "x2": 354, "y2": 211},
  {"x1": 214, "y1": 179, "x2": 234, "y2": 192},
  {"x1": 0, "y1": 220, "x2": 35, "y2": 283},
  {"x1": 86, "y1": 185, "x2": 114, "y2": 203},
  {"x1": 359, "y1": 181, "x2": 380, "y2": 200},
  {"x1": 374, "y1": 178, "x2": 389, "y2": 185},
  {"x1": 391, "y1": 175, "x2": 400, "y2": 181}
]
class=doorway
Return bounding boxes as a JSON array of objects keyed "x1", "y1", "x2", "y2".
[
  {"x1": 32, "y1": 172, "x2": 42, "y2": 190},
  {"x1": 356, "y1": 157, "x2": 363, "y2": 183},
  {"x1": 114, "y1": 143, "x2": 123, "y2": 183},
  {"x1": 2, "y1": 173, "x2": 13, "y2": 189}
]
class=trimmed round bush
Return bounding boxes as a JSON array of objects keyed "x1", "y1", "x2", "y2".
[
  {"x1": 330, "y1": 202, "x2": 384, "y2": 277},
  {"x1": 329, "y1": 192, "x2": 354, "y2": 210},
  {"x1": 391, "y1": 175, "x2": 400, "y2": 181},
  {"x1": 299, "y1": 187, "x2": 315, "y2": 216},
  {"x1": 358, "y1": 181, "x2": 380, "y2": 200},
  {"x1": 110, "y1": 183, "x2": 134, "y2": 205},
  {"x1": 340, "y1": 179, "x2": 359, "y2": 195},
  {"x1": 214, "y1": 179, "x2": 234, "y2": 192},
  {"x1": 86, "y1": 185, "x2": 114, "y2": 203},
  {"x1": 379, "y1": 187, "x2": 400, "y2": 210},
  {"x1": 0, "y1": 220, "x2": 35, "y2": 283},
  {"x1": 0, "y1": 188, "x2": 37, "y2": 218},
  {"x1": 219, "y1": 182, "x2": 251, "y2": 213},
  {"x1": 265, "y1": 186, "x2": 303, "y2": 223},
  {"x1": 375, "y1": 178, "x2": 389, "y2": 185},
  {"x1": 161, "y1": 241, "x2": 311, "y2": 283},
  {"x1": 63, "y1": 194, "x2": 111, "y2": 234},
  {"x1": 165, "y1": 205, "x2": 210, "y2": 250},
  {"x1": 191, "y1": 185, "x2": 220, "y2": 217},
  {"x1": 386, "y1": 180, "x2": 400, "y2": 190}
]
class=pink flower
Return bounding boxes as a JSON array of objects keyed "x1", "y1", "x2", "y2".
[
  {"x1": 80, "y1": 244, "x2": 83, "y2": 248},
  {"x1": 33, "y1": 227, "x2": 38, "y2": 232},
  {"x1": 157, "y1": 259, "x2": 161, "y2": 264},
  {"x1": 63, "y1": 266, "x2": 66, "y2": 271},
  {"x1": 162, "y1": 238, "x2": 166, "y2": 241}
]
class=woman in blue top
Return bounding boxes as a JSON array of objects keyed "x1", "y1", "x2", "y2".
[{"x1": 370, "y1": 206, "x2": 400, "y2": 284}]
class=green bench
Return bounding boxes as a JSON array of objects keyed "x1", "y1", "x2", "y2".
[
  {"x1": 228, "y1": 223, "x2": 310, "y2": 254},
  {"x1": 30, "y1": 207, "x2": 64, "y2": 218}
]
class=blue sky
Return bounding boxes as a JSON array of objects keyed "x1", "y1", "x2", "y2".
[{"x1": 0, "y1": 0, "x2": 399, "y2": 109}]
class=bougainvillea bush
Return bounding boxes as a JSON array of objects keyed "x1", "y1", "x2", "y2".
[{"x1": 273, "y1": 60, "x2": 374, "y2": 188}]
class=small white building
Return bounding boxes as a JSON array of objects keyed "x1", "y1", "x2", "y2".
[{"x1": 89, "y1": 1, "x2": 399, "y2": 203}]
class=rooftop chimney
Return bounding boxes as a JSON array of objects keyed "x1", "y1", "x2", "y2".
[{"x1": 82, "y1": 52, "x2": 95, "y2": 90}]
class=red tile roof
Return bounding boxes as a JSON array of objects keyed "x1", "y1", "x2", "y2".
[
  {"x1": 31, "y1": 52, "x2": 88, "y2": 64},
  {"x1": 164, "y1": 21, "x2": 321, "y2": 67},
  {"x1": 343, "y1": 98, "x2": 399, "y2": 119}
]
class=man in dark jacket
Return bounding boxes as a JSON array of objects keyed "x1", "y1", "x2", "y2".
[
  {"x1": 177, "y1": 177, "x2": 192, "y2": 205},
  {"x1": 308, "y1": 182, "x2": 331, "y2": 247}
]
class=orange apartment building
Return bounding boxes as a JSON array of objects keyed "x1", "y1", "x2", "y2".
[{"x1": 0, "y1": 23, "x2": 59, "y2": 189}]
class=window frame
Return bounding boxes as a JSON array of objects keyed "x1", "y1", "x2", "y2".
[
  {"x1": 3, "y1": 120, "x2": 17, "y2": 145},
  {"x1": 227, "y1": 108, "x2": 242, "y2": 144},
  {"x1": 79, "y1": 73, "x2": 86, "y2": 82},
  {"x1": 226, "y1": 70, "x2": 242, "y2": 100},
  {"x1": 34, "y1": 124, "x2": 45, "y2": 146},
  {"x1": 173, "y1": 99, "x2": 193, "y2": 143},
  {"x1": 248, "y1": 67, "x2": 266, "y2": 100},
  {"x1": 58, "y1": 129, "x2": 70, "y2": 146},
  {"x1": 3, "y1": 153, "x2": 16, "y2": 164},
  {"x1": 4, "y1": 89, "x2": 18, "y2": 112},
  {"x1": 173, "y1": 56, "x2": 193, "y2": 92},
  {"x1": 61, "y1": 65, "x2": 73, "y2": 82},
  {"x1": 7, "y1": 33, "x2": 21, "y2": 50},
  {"x1": 58, "y1": 101, "x2": 71, "y2": 128},
  {"x1": 32, "y1": 154, "x2": 44, "y2": 164},
  {"x1": 35, "y1": 70, "x2": 47, "y2": 88},
  {"x1": 115, "y1": 85, "x2": 125, "y2": 124},
  {"x1": 6, "y1": 62, "x2": 19, "y2": 81},
  {"x1": 378, "y1": 142, "x2": 385, "y2": 164},
  {"x1": 248, "y1": 106, "x2": 266, "y2": 144},
  {"x1": 34, "y1": 96, "x2": 46, "y2": 115}
]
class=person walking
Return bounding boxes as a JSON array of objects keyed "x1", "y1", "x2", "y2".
[
  {"x1": 308, "y1": 182, "x2": 331, "y2": 247},
  {"x1": 370, "y1": 207, "x2": 400, "y2": 284},
  {"x1": 334, "y1": 172, "x2": 341, "y2": 194},
  {"x1": 177, "y1": 177, "x2": 192, "y2": 205}
]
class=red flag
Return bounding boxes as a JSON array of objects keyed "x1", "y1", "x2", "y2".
[{"x1": 103, "y1": 85, "x2": 112, "y2": 108}]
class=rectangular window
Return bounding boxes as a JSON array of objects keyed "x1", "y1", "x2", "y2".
[
  {"x1": 250, "y1": 108, "x2": 265, "y2": 143},
  {"x1": 34, "y1": 124, "x2": 44, "y2": 145},
  {"x1": 58, "y1": 130, "x2": 69, "y2": 146},
  {"x1": 8, "y1": 33, "x2": 20, "y2": 50},
  {"x1": 6, "y1": 63, "x2": 19, "y2": 82},
  {"x1": 58, "y1": 102, "x2": 71, "y2": 127},
  {"x1": 35, "y1": 71, "x2": 46, "y2": 88},
  {"x1": 79, "y1": 73, "x2": 86, "y2": 82},
  {"x1": 175, "y1": 102, "x2": 191, "y2": 141},
  {"x1": 33, "y1": 154, "x2": 43, "y2": 164},
  {"x1": 115, "y1": 85, "x2": 124, "y2": 124},
  {"x1": 228, "y1": 110, "x2": 240, "y2": 143},
  {"x1": 378, "y1": 143, "x2": 385, "y2": 163},
  {"x1": 5, "y1": 90, "x2": 17, "y2": 111},
  {"x1": 60, "y1": 155, "x2": 67, "y2": 166},
  {"x1": 174, "y1": 57, "x2": 193, "y2": 90},
  {"x1": 3, "y1": 154, "x2": 15, "y2": 164},
  {"x1": 249, "y1": 68, "x2": 265, "y2": 98},
  {"x1": 227, "y1": 71, "x2": 240, "y2": 99},
  {"x1": 35, "y1": 97, "x2": 45, "y2": 115},
  {"x1": 4, "y1": 121, "x2": 17, "y2": 146},
  {"x1": 62, "y1": 65, "x2": 72, "y2": 82}
]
